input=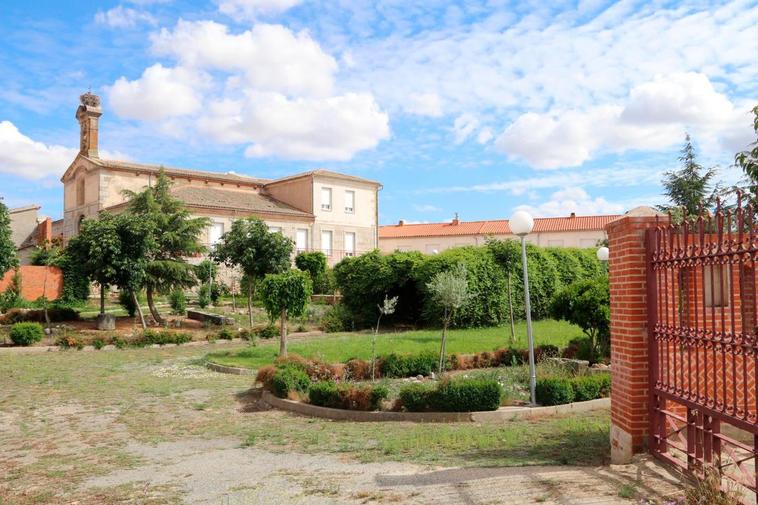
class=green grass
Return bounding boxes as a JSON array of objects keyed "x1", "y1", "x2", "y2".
[{"x1": 206, "y1": 319, "x2": 583, "y2": 369}]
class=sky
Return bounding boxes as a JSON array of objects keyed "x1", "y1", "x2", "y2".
[{"x1": 0, "y1": 0, "x2": 756, "y2": 225}]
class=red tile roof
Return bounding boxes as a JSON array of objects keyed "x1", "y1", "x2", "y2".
[{"x1": 379, "y1": 215, "x2": 622, "y2": 239}]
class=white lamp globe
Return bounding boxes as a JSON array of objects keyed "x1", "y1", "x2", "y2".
[
  {"x1": 510, "y1": 210, "x2": 534, "y2": 237},
  {"x1": 597, "y1": 246, "x2": 609, "y2": 261}
]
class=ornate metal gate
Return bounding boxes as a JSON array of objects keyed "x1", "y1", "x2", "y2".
[{"x1": 647, "y1": 198, "x2": 758, "y2": 501}]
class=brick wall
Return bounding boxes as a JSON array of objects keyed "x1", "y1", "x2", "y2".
[{"x1": 0, "y1": 266, "x2": 63, "y2": 301}]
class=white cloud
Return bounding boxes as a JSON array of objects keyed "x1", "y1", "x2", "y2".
[
  {"x1": 108, "y1": 64, "x2": 206, "y2": 120},
  {"x1": 452, "y1": 113, "x2": 480, "y2": 144},
  {"x1": 198, "y1": 92, "x2": 389, "y2": 161},
  {"x1": 406, "y1": 92, "x2": 443, "y2": 117},
  {"x1": 217, "y1": 0, "x2": 301, "y2": 20},
  {"x1": 477, "y1": 127, "x2": 493, "y2": 144},
  {"x1": 413, "y1": 204, "x2": 442, "y2": 212},
  {"x1": 496, "y1": 73, "x2": 755, "y2": 169},
  {"x1": 94, "y1": 5, "x2": 156, "y2": 28},
  {"x1": 515, "y1": 187, "x2": 625, "y2": 217},
  {"x1": 0, "y1": 121, "x2": 77, "y2": 180},
  {"x1": 151, "y1": 20, "x2": 336, "y2": 97}
]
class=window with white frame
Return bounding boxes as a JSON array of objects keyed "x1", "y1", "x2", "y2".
[
  {"x1": 321, "y1": 230, "x2": 333, "y2": 256},
  {"x1": 321, "y1": 187, "x2": 332, "y2": 211},
  {"x1": 345, "y1": 232, "x2": 355, "y2": 256},
  {"x1": 208, "y1": 222, "x2": 224, "y2": 246},
  {"x1": 296, "y1": 229, "x2": 308, "y2": 251},
  {"x1": 344, "y1": 190, "x2": 355, "y2": 213}
]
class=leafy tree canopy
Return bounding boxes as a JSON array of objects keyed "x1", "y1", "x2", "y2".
[
  {"x1": 260, "y1": 269, "x2": 313, "y2": 321},
  {"x1": 0, "y1": 200, "x2": 18, "y2": 274}
]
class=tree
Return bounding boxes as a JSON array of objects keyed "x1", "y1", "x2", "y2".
[
  {"x1": 30, "y1": 240, "x2": 64, "y2": 329},
  {"x1": 736, "y1": 106, "x2": 758, "y2": 200},
  {"x1": 123, "y1": 169, "x2": 209, "y2": 325},
  {"x1": 295, "y1": 251, "x2": 329, "y2": 293},
  {"x1": 0, "y1": 199, "x2": 18, "y2": 275},
  {"x1": 426, "y1": 264, "x2": 470, "y2": 373},
  {"x1": 658, "y1": 133, "x2": 719, "y2": 220},
  {"x1": 372, "y1": 295, "x2": 398, "y2": 381},
  {"x1": 550, "y1": 276, "x2": 610, "y2": 359},
  {"x1": 213, "y1": 217, "x2": 293, "y2": 328},
  {"x1": 260, "y1": 269, "x2": 312, "y2": 357},
  {"x1": 66, "y1": 213, "x2": 153, "y2": 328}
]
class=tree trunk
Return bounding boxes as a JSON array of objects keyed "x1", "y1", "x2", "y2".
[
  {"x1": 100, "y1": 285, "x2": 106, "y2": 315},
  {"x1": 231, "y1": 277, "x2": 236, "y2": 312},
  {"x1": 438, "y1": 308, "x2": 449, "y2": 373},
  {"x1": 133, "y1": 291, "x2": 147, "y2": 329},
  {"x1": 247, "y1": 282, "x2": 254, "y2": 329},
  {"x1": 372, "y1": 314, "x2": 382, "y2": 382},
  {"x1": 507, "y1": 272, "x2": 516, "y2": 344},
  {"x1": 146, "y1": 287, "x2": 164, "y2": 326},
  {"x1": 42, "y1": 267, "x2": 50, "y2": 330},
  {"x1": 279, "y1": 308, "x2": 287, "y2": 357}
]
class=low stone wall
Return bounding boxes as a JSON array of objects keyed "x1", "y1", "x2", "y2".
[
  {"x1": 206, "y1": 361, "x2": 256, "y2": 376},
  {"x1": 260, "y1": 389, "x2": 610, "y2": 423}
]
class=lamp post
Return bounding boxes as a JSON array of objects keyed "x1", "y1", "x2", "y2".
[
  {"x1": 510, "y1": 210, "x2": 536, "y2": 405},
  {"x1": 597, "y1": 246, "x2": 609, "y2": 273}
]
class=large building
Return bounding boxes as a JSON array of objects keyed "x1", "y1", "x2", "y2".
[
  {"x1": 59, "y1": 92, "x2": 381, "y2": 265},
  {"x1": 378, "y1": 213, "x2": 621, "y2": 254},
  {"x1": 8, "y1": 205, "x2": 52, "y2": 265}
]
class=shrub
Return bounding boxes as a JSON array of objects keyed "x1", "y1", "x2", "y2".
[
  {"x1": 431, "y1": 378, "x2": 502, "y2": 412},
  {"x1": 271, "y1": 365, "x2": 311, "y2": 399},
  {"x1": 256, "y1": 325, "x2": 278, "y2": 339},
  {"x1": 572, "y1": 374, "x2": 611, "y2": 401},
  {"x1": 93, "y1": 338, "x2": 105, "y2": 350},
  {"x1": 1, "y1": 305, "x2": 80, "y2": 324},
  {"x1": 56, "y1": 335, "x2": 83, "y2": 350},
  {"x1": 133, "y1": 330, "x2": 192, "y2": 347},
  {"x1": 398, "y1": 383, "x2": 435, "y2": 412},
  {"x1": 369, "y1": 384, "x2": 390, "y2": 410},
  {"x1": 320, "y1": 303, "x2": 351, "y2": 333},
  {"x1": 9, "y1": 322, "x2": 44, "y2": 346},
  {"x1": 217, "y1": 327, "x2": 235, "y2": 340},
  {"x1": 535, "y1": 344, "x2": 560, "y2": 361},
  {"x1": 197, "y1": 284, "x2": 211, "y2": 308},
  {"x1": 273, "y1": 353, "x2": 309, "y2": 372},
  {"x1": 295, "y1": 252, "x2": 330, "y2": 294},
  {"x1": 536, "y1": 377, "x2": 576, "y2": 406},
  {"x1": 550, "y1": 276, "x2": 610, "y2": 360},
  {"x1": 345, "y1": 358, "x2": 371, "y2": 380},
  {"x1": 255, "y1": 365, "x2": 277, "y2": 389},
  {"x1": 379, "y1": 351, "x2": 437, "y2": 378},
  {"x1": 112, "y1": 336, "x2": 127, "y2": 349},
  {"x1": 118, "y1": 290, "x2": 137, "y2": 317},
  {"x1": 169, "y1": 290, "x2": 187, "y2": 315},
  {"x1": 308, "y1": 381, "x2": 389, "y2": 411},
  {"x1": 308, "y1": 380, "x2": 341, "y2": 408}
]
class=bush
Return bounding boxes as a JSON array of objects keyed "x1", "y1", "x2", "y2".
[
  {"x1": 197, "y1": 284, "x2": 211, "y2": 308},
  {"x1": 217, "y1": 327, "x2": 235, "y2": 340},
  {"x1": 308, "y1": 380, "x2": 341, "y2": 408},
  {"x1": 273, "y1": 353, "x2": 309, "y2": 372},
  {"x1": 320, "y1": 303, "x2": 351, "y2": 333},
  {"x1": 571, "y1": 374, "x2": 611, "y2": 401},
  {"x1": 56, "y1": 335, "x2": 83, "y2": 350},
  {"x1": 0, "y1": 305, "x2": 80, "y2": 324},
  {"x1": 118, "y1": 290, "x2": 137, "y2": 317},
  {"x1": 308, "y1": 381, "x2": 389, "y2": 411},
  {"x1": 431, "y1": 378, "x2": 502, "y2": 412},
  {"x1": 169, "y1": 290, "x2": 187, "y2": 315},
  {"x1": 345, "y1": 358, "x2": 371, "y2": 380},
  {"x1": 133, "y1": 330, "x2": 192, "y2": 347},
  {"x1": 271, "y1": 365, "x2": 311, "y2": 399},
  {"x1": 295, "y1": 252, "x2": 331, "y2": 294},
  {"x1": 93, "y1": 338, "x2": 105, "y2": 350},
  {"x1": 256, "y1": 325, "x2": 278, "y2": 339},
  {"x1": 536, "y1": 377, "x2": 576, "y2": 406},
  {"x1": 379, "y1": 351, "x2": 437, "y2": 378},
  {"x1": 369, "y1": 384, "x2": 390, "y2": 409},
  {"x1": 255, "y1": 365, "x2": 277, "y2": 389},
  {"x1": 9, "y1": 322, "x2": 44, "y2": 346},
  {"x1": 550, "y1": 276, "x2": 610, "y2": 360}
]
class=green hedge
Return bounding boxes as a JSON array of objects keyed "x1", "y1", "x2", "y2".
[
  {"x1": 379, "y1": 351, "x2": 437, "y2": 378},
  {"x1": 399, "y1": 378, "x2": 503, "y2": 412},
  {"x1": 536, "y1": 374, "x2": 611, "y2": 405},
  {"x1": 9, "y1": 322, "x2": 45, "y2": 346},
  {"x1": 271, "y1": 365, "x2": 311, "y2": 398},
  {"x1": 308, "y1": 381, "x2": 389, "y2": 411}
]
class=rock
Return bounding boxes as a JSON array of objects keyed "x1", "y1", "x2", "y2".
[
  {"x1": 44, "y1": 328, "x2": 51, "y2": 335},
  {"x1": 430, "y1": 372, "x2": 436, "y2": 380},
  {"x1": 416, "y1": 375, "x2": 423, "y2": 380},
  {"x1": 96, "y1": 314, "x2": 116, "y2": 331}
]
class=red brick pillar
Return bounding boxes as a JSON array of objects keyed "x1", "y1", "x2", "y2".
[{"x1": 606, "y1": 208, "x2": 662, "y2": 464}]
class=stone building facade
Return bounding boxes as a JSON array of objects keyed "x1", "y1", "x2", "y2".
[{"x1": 60, "y1": 93, "x2": 381, "y2": 267}]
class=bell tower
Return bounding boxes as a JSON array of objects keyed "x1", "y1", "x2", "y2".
[{"x1": 76, "y1": 91, "x2": 102, "y2": 158}]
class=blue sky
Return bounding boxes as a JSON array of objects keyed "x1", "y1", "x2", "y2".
[{"x1": 0, "y1": 0, "x2": 756, "y2": 224}]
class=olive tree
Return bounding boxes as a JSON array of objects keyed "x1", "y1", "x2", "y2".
[
  {"x1": 213, "y1": 217, "x2": 293, "y2": 328},
  {"x1": 260, "y1": 269, "x2": 312, "y2": 357},
  {"x1": 426, "y1": 264, "x2": 470, "y2": 372}
]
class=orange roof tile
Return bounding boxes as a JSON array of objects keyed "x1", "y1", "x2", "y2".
[{"x1": 379, "y1": 215, "x2": 622, "y2": 239}]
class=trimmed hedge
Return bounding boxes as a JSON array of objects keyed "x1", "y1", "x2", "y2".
[
  {"x1": 380, "y1": 351, "x2": 437, "y2": 378},
  {"x1": 399, "y1": 378, "x2": 503, "y2": 412},
  {"x1": 271, "y1": 365, "x2": 311, "y2": 398},
  {"x1": 9, "y1": 322, "x2": 45, "y2": 346},
  {"x1": 308, "y1": 381, "x2": 389, "y2": 411},
  {"x1": 536, "y1": 374, "x2": 611, "y2": 405}
]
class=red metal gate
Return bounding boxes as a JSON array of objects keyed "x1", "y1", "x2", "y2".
[{"x1": 648, "y1": 198, "x2": 758, "y2": 501}]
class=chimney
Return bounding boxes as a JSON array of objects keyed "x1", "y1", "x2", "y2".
[
  {"x1": 570, "y1": 212, "x2": 576, "y2": 218},
  {"x1": 76, "y1": 91, "x2": 102, "y2": 158},
  {"x1": 398, "y1": 219, "x2": 405, "y2": 226},
  {"x1": 452, "y1": 212, "x2": 459, "y2": 226}
]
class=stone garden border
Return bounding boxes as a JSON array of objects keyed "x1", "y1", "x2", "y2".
[{"x1": 260, "y1": 389, "x2": 610, "y2": 423}]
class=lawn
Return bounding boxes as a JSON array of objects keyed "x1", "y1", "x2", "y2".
[{"x1": 206, "y1": 319, "x2": 584, "y2": 369}]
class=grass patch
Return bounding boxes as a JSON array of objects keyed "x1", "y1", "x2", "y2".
[{"x1": 207, "y1": 319, "x2": 583, "y2": 369}]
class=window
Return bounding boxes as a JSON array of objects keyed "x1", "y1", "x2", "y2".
[
  {"x1": 268, "y1": 226, "x2": 282, "y2": 234},
  {"x1": 208, "y1": 222, "x2": 224, "y2": 246},
  {"x1": 321, "y1": 230, "x2": 333, "y2": 256},
  {"x1": 548, "y1": 239, "x2": 564, "y2": 247},
  {"x1": 76, "y1": 178, "x2": 85, "y2": 206},
  {"x1": 296, "y1": 229, "x2": 308, "y2": 251},
  {"x1": 345, "y1": 232, "x2": 355, "y2": 256},
  {"x1": 704, "y1": 264, "x2": 729, "y2": 307},
  {"x1": 344, "y1": 190, "x2": 355, "y2": 213},
  {"x1": 321, "y1": 187, "x2": 332, "y2": 211}
]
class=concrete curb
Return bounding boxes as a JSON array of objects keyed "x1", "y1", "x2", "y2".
[
  {"x1": 0, "y1": 337, "x2": 246, "y2": 355},
  {"x1": 260, "y1": 389, "x2": 610, "y2": 423},
  {"x1": 206, "y1": 361, "x2": 256, "y2": 376}
]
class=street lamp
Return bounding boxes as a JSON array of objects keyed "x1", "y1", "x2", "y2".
[
  {"x1": 597, "y1": 246, "x2": 609, "y2": 273},
  {"x1": 510, "y1": 210, "x2": 536, "y2": 405}
]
